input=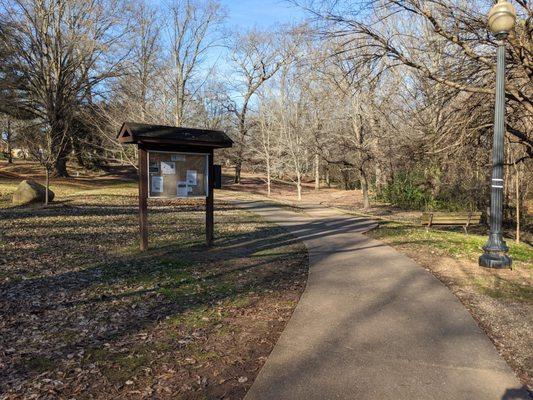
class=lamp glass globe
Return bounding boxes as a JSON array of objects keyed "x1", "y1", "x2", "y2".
[{"x1": 488, "y1": 0, "x2": 516, "y2": 35}]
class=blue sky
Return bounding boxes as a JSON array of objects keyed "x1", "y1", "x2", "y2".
[
  {"x1": 221, "y1": 0, "x2": 307, "y2": 29},
  {"x1": 207, "y1": 0, "x2": 308, "y2": 81}
]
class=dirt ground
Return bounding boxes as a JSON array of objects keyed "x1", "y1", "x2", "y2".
[{"x1": 0, "y1": 165, "x2": 309, "y2": 399}]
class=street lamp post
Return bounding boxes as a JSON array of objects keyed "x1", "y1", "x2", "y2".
[{"x1": 479, "y1": 0, "x2": 516, "y2": 269}]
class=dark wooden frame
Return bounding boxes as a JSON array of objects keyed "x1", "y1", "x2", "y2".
[
  {"x1": 117, "y1": 122, "x2": 232, "y2": 251},
  {"x1": 137, "y1": 144, "x2": 215, "y2": 250}
]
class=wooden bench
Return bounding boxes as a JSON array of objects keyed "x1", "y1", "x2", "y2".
[{"x1": 421, "y1": 212, "x2": 482, "y2": 233}]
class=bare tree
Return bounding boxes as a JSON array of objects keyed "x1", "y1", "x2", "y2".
[
  {"x1": 276, "y1": 54, "x2": 309, "y2": 201},
  {"x1": 0, "y1": 0, "x2": 130, "y2": 176},
  {"x1": 166, "y1": 0, "x2": 224, "y2": 126},
  {"x1": 303, "y1": 0, "x2": 532, "y2": 157},
  {"x1": 1, "y1": 116, "x2": 13, "y2": 163},
  {"x1": 225, "y1": 28, "x2": 283, "y2": 183},
  {"x1": 124, "y1": 0, "x2": 161, "y2": 122},
  {"x1": 253, "y1": 92, "x2": 280, "y2": 196}
]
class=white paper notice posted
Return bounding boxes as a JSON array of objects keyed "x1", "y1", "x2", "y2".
[
  {"x1": 177, "y1": 182, "x2": 188, "y2": 197},
  {"x1": 151, "y1": 176, "x2": 163, "y2": 193},
  {"x1": 186, "y1": 170, "x2": 197, "y2": 186},
  {"x1": 161, "y1": 161, "x2": 176, "y2": 175},
  {"x1": 147, "y1": 151, "x2": 208, "y2": 198}
]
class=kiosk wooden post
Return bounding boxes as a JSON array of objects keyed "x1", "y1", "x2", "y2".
[
  {"x1": 206, "y1": 149, "x2": 214, "y2": 246},
  {"x1": 117, "y1": 122, "x2": 233, "y2": 251},
  {"x1": 138, "y1": 145, "x2": 148, "y2": 251}
]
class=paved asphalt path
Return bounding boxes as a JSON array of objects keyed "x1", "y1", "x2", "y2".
[{"x1": 227, "y1": 199, "x2": 530, "y2": 400}]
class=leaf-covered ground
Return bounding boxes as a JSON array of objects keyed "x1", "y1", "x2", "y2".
[
  {"x1": 0, "y1": 177, "x2": 308, "y2": 399},
  {"x1": 367, "y1": 221, "x2": 532, "y2": 391}
]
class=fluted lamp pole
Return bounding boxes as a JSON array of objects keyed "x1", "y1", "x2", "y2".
[{"x1": 479, "y1": 0, "x2": 516, "y2": 269}]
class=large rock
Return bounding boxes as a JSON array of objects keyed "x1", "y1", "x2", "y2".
[{"x1": 12, "y1": 180, "x2": 55, "y2": 206}]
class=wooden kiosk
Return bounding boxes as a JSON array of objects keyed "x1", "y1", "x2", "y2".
[{"x1": 117, "y1": 122, "x2": 233, "y2": 250}]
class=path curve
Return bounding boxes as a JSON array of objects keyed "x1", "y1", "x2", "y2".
[{"x1": 229, "y1": 199, "x2": 529, "y2": 400}]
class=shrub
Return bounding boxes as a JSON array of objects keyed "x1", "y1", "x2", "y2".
[{"x1": 375, "y1": 171, "x2": 475, "y2": 211}]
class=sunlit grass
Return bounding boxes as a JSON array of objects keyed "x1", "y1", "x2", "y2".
[
  {"x1": 371, "y1": 221, "x2": 532, "y2": 265},
  {"x1": 0, "y1": 176, "x2": 138, "y2": 208}
]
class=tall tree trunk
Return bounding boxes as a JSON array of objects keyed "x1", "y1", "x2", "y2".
[
  {"x1": 234, "y1": 121, "x2": 247, "y2": 184},
  {"x1": 353, "y1": 111, "x2": 369, "y2": 207},
  {"x1": 325, "y1": 165, "x2": 330, "y2": 188},
  {"x1": 375, "y1": 163, "x2": 384, "y2": 193},
  {"x1": 234, "y1": 98, "x2": 250, "y2": 184},
  {"x1": 234, "y1": 159, "x2": 242, "y2": 184},
  {"x1": 314, "y1": 152, "x2": 320, "y2": 190},
  {"x1": 6, "y1": 120, "x2": 12, "y2": 164},
  {"x1": 341, "y1": 169, "x2": 349, "y2": 190},
  {"x1": 296, "y1": 170, "x2": 302, "y2": 201},
  {"x1": 50, "y1": 114, "x2": 70, "y2": 177},
  {"x1": 175, "y1": 103, "x2": 183, "y2": 126},
  {"x1": 72, "y1": 136, "x2": 86, "y2": 168},
  {"x1": 175, "y1": 78, "x2": 185, "y2": 126},
  {"x1": 53, "y1": 154, "x2": 69, "y2": 177},
  {"x1": 266, "y1": 155, "x2": 271, "y2": 196},
  {"x1": 360, "y1": 167, "x2": 370, "y2": 209},
  {"x1": 514, "y1": 163, "x2": 520, "y2": 243}
]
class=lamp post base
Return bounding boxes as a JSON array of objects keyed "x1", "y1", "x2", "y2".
[{"x1": 479, "y1": 253, "x2": 512, "y2": 269}]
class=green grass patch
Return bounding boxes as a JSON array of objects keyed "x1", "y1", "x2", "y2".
[
  {"x1": 84, "y1": 345, "x2": 154, "y2": 384},
  {"x1": 0, "y1": 181, "x2": 18, "y2": 207},
  {"x1": 24, "y1": 356, "x2": 55, "y2": 373},
  {"x1": 60, "y1": 330, "x2": 79, "y2": 344},
  {"x1": 169, "y1": 306, "x2": 226, "y2": 329},
  {"x1": 100, "y1": 259, "x2": 196, "y2": 285},
  {"x1": 251, "y1": 247, "x2": 297, "y2": 257},
  {"x1": 166, "y1": 295, "x2": 252, "y2": 332},
  {"x1": 227, "y1": 295, "x2": 252, "y2": 309},
  {"x1": 184, "y1": 343, "x2": 218, "y2": 362},
  {"x1": 84, "y1": 347, "x2": 109, "y2": 363},
  {"x1": 115, "y1": 353, "x2": 148, "y2": 372},
  {"x1": 371, "y1": 221, "x2": 533, "y2": 265},
  {"x1": 473, "y1": 277, "x2": 533, "y2": 302},
  {"x1": 157, "y1": 284, "x2": 199, "y2": 301},
  {"x1": 0, "y1": 175, "x2": 138, "y2": 209},
  {"x1": 65, "y1": 183, "x2": 137, "y2": 198},
  {"x1": 210, "y1": 280, "x2": 236, "y2": 296}
]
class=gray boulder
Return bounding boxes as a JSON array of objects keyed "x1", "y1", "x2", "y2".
[{"x1": 12, "y1": 180, "x2": 55, "y2": 205}]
